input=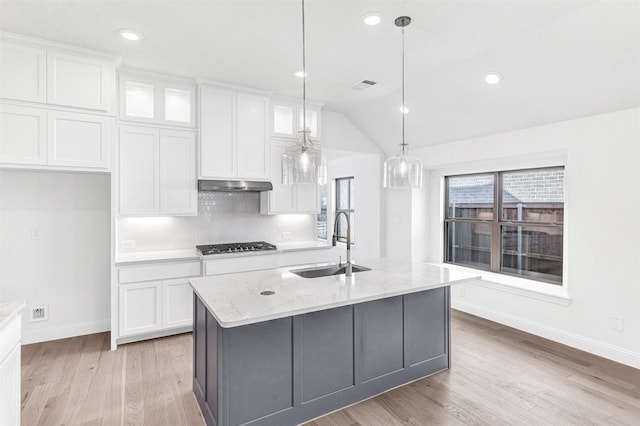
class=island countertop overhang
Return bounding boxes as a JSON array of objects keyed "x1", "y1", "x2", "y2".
[{"x1": 188, "y1": 258, "x2": 480, "y2": 328}]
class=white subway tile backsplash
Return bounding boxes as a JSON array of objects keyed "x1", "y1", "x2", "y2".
[{"x1": 118, "y1": 192, "x2": 316, "y2": 252}]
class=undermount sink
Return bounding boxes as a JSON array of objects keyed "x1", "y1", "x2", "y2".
[{"x1": 290, "y1": 264, "x2": 371, "y2": 278}]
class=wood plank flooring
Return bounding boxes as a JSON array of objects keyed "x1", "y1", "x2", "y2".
[{"x1": 20, "y1": 310, "x2": 640, "y2": 425}]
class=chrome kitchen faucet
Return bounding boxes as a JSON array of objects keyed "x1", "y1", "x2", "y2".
[{"x1": 332, "y1": 209, "x2": 352, "y2": 276}]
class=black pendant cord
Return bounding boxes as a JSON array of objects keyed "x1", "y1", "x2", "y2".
[{"x1": 301, "y1": 0, "x2": 307, "y2": 142}]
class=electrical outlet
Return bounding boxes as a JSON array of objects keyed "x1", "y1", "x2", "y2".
[
  {"x1": 29, "y1": 306, "x2": 48, "y2": 322},
  {"x1": 459, "y1": 287, "x2": 466, "y2": 298},
  {"x1": 121, "y1": 240, "x2": 136, "y2": 249},
  {"x1": 611, "y1": 316, "x2": 624, "y2": 332},
  {"x1": 31, "y1": 226, "x2": 43, "y2": 240},
  {"x1": 282, "y1": 232, "x2": 291, "y2": 241}
]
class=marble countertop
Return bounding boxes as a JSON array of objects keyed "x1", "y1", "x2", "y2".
[
  {"x1": 189, "y1": 258, "x2": 480, "y2": 328},
  {"x1": 115, "y1": 249, "x2": 201, "y2": 265},
  {"x1": 277, "y1": 241, "x2": 333, "y2": 251},
  {"x1": 115, "y1": 241, "x2": 332, "y2": 265},
  {"x1": 0, "y1": 301, "x2": 25, "y2": 330}
]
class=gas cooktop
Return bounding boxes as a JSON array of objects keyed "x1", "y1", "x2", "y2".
[{"x1": 196, "y1": 241, "x2": 277, "y2": 256}]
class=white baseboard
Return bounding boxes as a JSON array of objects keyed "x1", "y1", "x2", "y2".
[
  {"x1": 22, "y1": 320, "x2": 110, "y2": 345},
  {"x1": 452, "y1": 300, "x2": 640, "y2": 369}
]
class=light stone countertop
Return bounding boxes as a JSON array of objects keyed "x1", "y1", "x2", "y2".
[
  {"x1": 189, "y1": 258, "x2": 480, "y2": 328},
  {"x1": 115, "y1": 241, "x2": 331, "y2": 265},
  {"x1": 115, "y1": 249, "x2": 201, "y2": 265},
  {"x1": 0, "y1": 300, "x2": 25, "y2": 330},
  {"x1": 277, "y1": 241, "x2": 333, "y2": 251}
]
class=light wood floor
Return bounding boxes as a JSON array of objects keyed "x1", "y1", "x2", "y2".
[{"x1": 21, "y1": 310, "x2": 640, "y2": 425}]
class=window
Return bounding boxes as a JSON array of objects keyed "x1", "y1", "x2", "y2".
[
  {"x1": 335, "y1": 177, "x2": 354, "y2": 244},
  {"x1": 317, "y1": 182, "x2": 328, "y2": 240},
  {"x1": 444, "y1": 167, "x2": 564, "y2": 284}
]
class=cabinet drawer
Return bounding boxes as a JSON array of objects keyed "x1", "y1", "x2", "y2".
[
  {"x1": 204, "y1": 254, "x2": 278, "y2": 276},
  {"x1": 279, "y1": 249, "x2": 335, "y2": 267},
  {"x1": 118, "y1": 261, "x2": 201, "y2": 284}
]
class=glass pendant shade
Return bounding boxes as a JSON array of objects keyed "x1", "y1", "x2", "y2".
[
  {"x1": 383, "y1": 151, "x2": 423, "y2": 189},
  {"x1": 383, "y1": 15, "x2": 424, "y2": 190},
  {"x1": 280, "y1": 0, "x2": 323, "y2": 186},
  {"x1": 282, "y1": 132, "x2": 321, "y2": 185}
]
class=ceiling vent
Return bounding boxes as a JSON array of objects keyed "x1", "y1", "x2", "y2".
[{"x1": 348, "y1": 79, "x2": 378, "y2": 91}]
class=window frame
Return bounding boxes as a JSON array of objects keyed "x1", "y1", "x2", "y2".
[
  {"x1": 335, "y1": 176, "x2": 355, "y2": 244},
  {"x1": 444, "y1": 166, "x2": 564, "y2": 285}
]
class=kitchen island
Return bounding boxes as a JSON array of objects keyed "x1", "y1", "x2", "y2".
[{"x1": 188, "y1": 259, "x2": 479, "y2": 426}]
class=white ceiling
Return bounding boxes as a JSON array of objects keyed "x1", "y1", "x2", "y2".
[{"x1": 1, "y1": 0, "x2": 639, "y2": 154}]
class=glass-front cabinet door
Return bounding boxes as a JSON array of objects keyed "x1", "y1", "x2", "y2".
[
  {"x1": 271, "y1": 97, "x2": 321, "y2": 141},
  {"x1": 119, "y1": 72, "x2": 196, "y2": 128}
]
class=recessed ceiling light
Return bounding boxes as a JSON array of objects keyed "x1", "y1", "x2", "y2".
[
  {"x1": 362, "y1": 12, "x2": 382, "y2": 26},
  {"x1": 118, "y1": 29, "x2": 142, "y2": 41},
  {"x1": 485, "y1": 72, "x2": 502, "y2": 85},
  {"x1": 399, "y1": 105, "x2": 409, "y2": 114},
  {"x1": 295, "y1": 71, "x2": 307, "y2": 78}
]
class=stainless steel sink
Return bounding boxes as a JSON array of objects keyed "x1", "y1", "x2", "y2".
[{"x1": 290, "y1": 264, "x2": 371, "y2": 278}]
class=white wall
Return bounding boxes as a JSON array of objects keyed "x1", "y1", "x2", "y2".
[
  {"x1": 322, "y1": 110, "x2": 383, "y2": 261},
  {"x1": 326, "y1": 151, "x2": 382, "y2": 261},
  {"x1": 399, "y1": 108, "x2": 640, "y2": 367},
  {"x1": 322, "y1": 110, "x2": 383, "y2": 154},
  {"x1": 0, "y1": 170, "x2": 111, "y2": 344}
]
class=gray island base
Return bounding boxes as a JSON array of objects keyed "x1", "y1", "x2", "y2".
[
  {"x1": 193, "y1": 287, "x2": 451, "y2": 426},
  {"x1": 188, "y1": 260, "x2": 480, "y2": 426}
]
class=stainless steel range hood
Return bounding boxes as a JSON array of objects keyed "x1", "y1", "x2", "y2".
[{"x1": 198, "y1": 180, "x2": 273, "y2": 192}]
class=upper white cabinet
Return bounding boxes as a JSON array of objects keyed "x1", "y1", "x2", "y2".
[
  {"x1": 0, "y1": 36, "x2": 117, "y2": 113},
  {"x1": 160, "y1": 130, "x2": 198, "y2": 214},
  {"x1": 0, "y1": 103, "x2": 112, "y2": 171},
  {"x1": 0, "y1": 104, "x2": 47, "y2": 165},
  {"x1": 47, "y1": 51, "x2": 115, "y2": 112},
  {"x1": 271, "y1": 97, "x2": 321, "y2": 141},
  {"x1": 0, "y1": 43, "x2": 47, "y2": 103},
  {"x1": 119, "y1": 125, "x2": 197, "y2": 216},
  {"x1": 47, "y1": 110, "x2": 111, "y2": 168},
  {"x1": 199, "y1": 85, "x2": 269, "y2": 180},
  {"x1": 260, "y1": 139, "x2": 320, "y2": 214},
  {"x1": 119, "y1": 71, "x2": 196, "y2": 128}
]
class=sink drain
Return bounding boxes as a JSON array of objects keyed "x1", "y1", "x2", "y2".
[{"x1": 260, "y1": 290, "x2": 275, "y2": 296}]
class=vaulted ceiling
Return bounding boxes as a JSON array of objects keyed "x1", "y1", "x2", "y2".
[{"x1": 1, "y1": 0, "x2": 639, "y2": 154}]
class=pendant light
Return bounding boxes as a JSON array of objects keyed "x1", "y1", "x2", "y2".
[
  {"x1": 383, "y1": 16, "x2": 423, "y2": 189},
  {"x1": 282, "y1": 0, "x2": 322, "y2": 185}
]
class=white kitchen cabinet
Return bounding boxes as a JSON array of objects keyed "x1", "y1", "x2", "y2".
[
  {"x1": 237, "y1": 93, "x2": 269, "y2": 178},
  {"x1": 119, "y1": 126, "x2": 196, "y2": 216},
  {"x1": 199, "y1": 85, "x2": 269, "y2": 180},
  {"x1": 260, "y1": 140, "x2": 320, "y2": 214},
  {"x1": 116, "y1": 260, "x2": 200, "y2": 343},
  {"x1": 0, "y1": 104, "x2": 112, "y2": 171},
  {"x1": 160, "y1": 130, "x2": 198, "y2": 214},
  {"x1": 47, "y1": 51, "x2": 115, "y2": 112},
  {"x1": 119, "y1": 126, "x2": 159, "y2": 214},
  {"x1": 0, "y1": 43, "x2": 47, "y2": 103},
  {"x1": 0, "y1": 303, "x2": 23, "y2": 426},
  {"x1": 119, "y1": 281, "x2": 163, "y2": 336},
  {"x1": 0, "y1": 104, "x2": 47, "y2": 165},
  {"x1": 0, "y1": 36, "x2": 117, "y2": 113},
  {"x1": 271, "y1": 97, "x2": 321, "y2": 141},
  {"x1": 0, "y1": 345, "x2": 20, "y2": 426},
  {"x1": 48, "y1": 110, "x2": 110, "y2": 168},
  {"x1": 203, "y1": 253, "x2": 279, "y2": 276},
  {"x1": 164, "y1": 280, "x2": 194, "y2": 328},
  {"x1": 119, "y1": 72, "x2": 196, "y2": 128}
]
